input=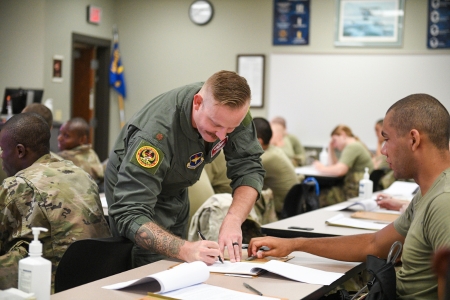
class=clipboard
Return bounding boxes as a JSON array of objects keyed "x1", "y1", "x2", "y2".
[{"x1": 351, "y1": 211, "x2": 399, "y2": 222}]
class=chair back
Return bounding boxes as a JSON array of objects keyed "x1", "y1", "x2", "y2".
[
  {"x1": 54, "y1": 236, "x2": 133, "y2": 293},
  {"x1": 370, "y1": 169, "x2": 388, "y2": 192}
]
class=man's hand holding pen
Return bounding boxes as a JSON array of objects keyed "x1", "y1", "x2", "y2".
[
  {"x1": 375, "y1": 193, "x2": 409, "y2": 211},
  {"x1": 197, "y1": 231, "x2": 224, "y2": 264},
  {"x1": 248, "y1": 236, "x2": 294, "y2": 259}
]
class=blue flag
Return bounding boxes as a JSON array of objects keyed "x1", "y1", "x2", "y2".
[{"x1": 109, "y1": 40, "x2": 126, "y2": 98}]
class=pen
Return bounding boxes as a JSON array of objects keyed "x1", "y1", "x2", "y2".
[
  {"x1": 245, "y1": 246, "x2": 270, "y2": 261},
  {"x1": 243, "y1": 282, "x2": 263, "y2": 296},
  {"x1": 197, "y1": 230, "x2": 223, "y2": 264},
  {"x1": 288, "y1": 226, "x2": 314, "y2": 231}
]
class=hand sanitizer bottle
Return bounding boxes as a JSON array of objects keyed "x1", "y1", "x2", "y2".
[
  {"x1": 359, "y1": 167, "x2": 373, "y2": 200},
  {"x1": 18, "y1": 227, "x2": 51, "y2": 300},
  {"x1": 319, "y1": 146, "x2": 328, "y2": 166}
]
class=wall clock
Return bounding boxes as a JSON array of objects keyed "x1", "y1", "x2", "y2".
[{"x1": 189, "y1": 0, "x2": 214, "y2": 25}]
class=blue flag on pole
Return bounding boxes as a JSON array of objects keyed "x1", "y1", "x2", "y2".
[{"x1": 109, "y1": 39, "x2": 126, "y2": 98}]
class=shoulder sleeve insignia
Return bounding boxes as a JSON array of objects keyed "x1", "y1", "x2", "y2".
[{"x1": 130, "y1": 140, "x2": 164, "y2": 174}]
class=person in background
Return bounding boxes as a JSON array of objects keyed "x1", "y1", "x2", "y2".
[
  {"x1": 204, "y1": 151, "x2": 232, "y2": 194},
  {"x1": 254, "y1": 117, "x2": 299, "y2": 219},
  {"x1": 0, "y1": 113, "x2": 110, "y2": 291},
  {"x1": 313, "y1": 124, "x2": 373, "y2": 207},
  {"x1": 270, "y1": 116, "x2": 306, "y2": 167},
  {"x1": 372, "y1": 118, "x2": 389, "y2": 170},
  {"x1": 249, "y1": 93, "x2": 450, "y2": 300},
  {"x1": 22, "y1": 103, "x2": 62, "y2": 160},
  {"x1": 0, "y1": 103, "x2": 60, "y2": 183},
  {"x1": 105, "y1": 70, "x2": 265, "y2": 267},
  {"x1": 57, "y1": 117, "x2": 104, "y2": 185}
]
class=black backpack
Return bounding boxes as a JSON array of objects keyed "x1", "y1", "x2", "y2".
[{"x1": 280, "y1": 177, "x2": 320, "y2": 219}]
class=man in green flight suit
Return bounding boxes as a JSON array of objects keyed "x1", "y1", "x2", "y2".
[{"x1": 105, "y1": 70, "x2": 265, "y2": 267}]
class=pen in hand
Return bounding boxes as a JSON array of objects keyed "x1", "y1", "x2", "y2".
[
  {"x1": 197, "y1": 230, "x2": 223, "y2": 264},
  {"x1": 243, "y1": 282, "x2": 263, "y2": 296}
]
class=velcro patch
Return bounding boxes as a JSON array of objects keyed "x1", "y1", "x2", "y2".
[{"x1": 130, "y1": 140, "x2": 164, "y2": 175}]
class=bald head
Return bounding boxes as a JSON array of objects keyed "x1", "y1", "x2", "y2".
[{"x1": 386, "y1": 94, "x2": 450, "y2": 151}]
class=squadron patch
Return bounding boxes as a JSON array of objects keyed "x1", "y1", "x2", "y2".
[
  {"x1": 131, "y1": 140, "x2": 164, "y2": 174},
  {"x1": 136, "y1": 146, "x2": 159, "y2": 168},
  {"x1": 187, "y1": 152, "x2": 204, "y2": 169}
]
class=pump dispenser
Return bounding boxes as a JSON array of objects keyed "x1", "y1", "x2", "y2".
[
  {"x1": 358, "y1": 167, "x2": 373, "y2": 199},
  {"x1": 319, "y1": 146, "x2": 328, "y2": 166},
  {"x1": 18, "y1": 227, "x2": 51, "y2": 300}
]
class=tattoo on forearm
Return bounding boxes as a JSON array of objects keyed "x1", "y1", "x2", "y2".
[{"x1": 135, "y1": 222, "x2": 185, "y2": 258}]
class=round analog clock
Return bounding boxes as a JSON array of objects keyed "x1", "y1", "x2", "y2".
[{"x1": 189, "y1": 0, "x2": 214, "y2": 25}]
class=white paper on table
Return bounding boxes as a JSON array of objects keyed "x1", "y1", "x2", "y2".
[
  {"x1": 325, "y1": 213, "x2": 388, "y2": 231},
  {"x1": 102, "y1": 261, "x2": 209, "y2": 293},
  {"x1": 207, "y1": 261, "x2": 265, "y2": 276},
  {"x1": 333, "y1": 198, "x2": 379, "y2": 212},
  {"x1": 162, "y1": 283, "x2": 280, "y2": 300},
  {"x1": 382, "y1": 181, "x2": 419, "y2": 199},
  {"x1": 250, "y1": 260, "x2": 344, "y2": 285},
  {"x1": 208, "y1": 260, "x2": 343, "y2": 286}
]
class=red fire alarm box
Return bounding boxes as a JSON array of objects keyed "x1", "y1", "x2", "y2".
[{"x1": 87, "y1": 5, "x2": 102, "y2": 25}]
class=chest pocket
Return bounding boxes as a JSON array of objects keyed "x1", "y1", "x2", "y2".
[{"x1": 162, "y1": 160, "x2": 203, "y2": 195}]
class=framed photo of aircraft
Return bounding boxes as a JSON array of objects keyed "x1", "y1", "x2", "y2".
[{"x1": 335, "y1": 0, "x2": 405, "y2": 47}]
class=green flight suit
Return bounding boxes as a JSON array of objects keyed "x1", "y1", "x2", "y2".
[{"x1": 105, "y1": 82, "x2": 265, "y2": 267}]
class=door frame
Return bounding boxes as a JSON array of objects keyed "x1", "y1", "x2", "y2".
[{"x1": 71, "y1": 33, "x2": 111, "y2": 161}]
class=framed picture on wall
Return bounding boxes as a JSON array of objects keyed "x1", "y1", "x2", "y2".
[
  {"x1": 52, "y1": 55, "x2": 63, "y2": 83},
  {"x1": 237, "y1": 55, "x2": 265, "y2": 108},
  {"x1": 335, "y1": 0, "x2": 405, "y2": 47}
]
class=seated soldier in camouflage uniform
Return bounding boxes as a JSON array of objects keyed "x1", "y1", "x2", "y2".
[
  {"x1": 57, "y1": 117, "x2": 104, "y2": 184},
  {"x1": 0, "y1": 113, "x2": 111, "y2": 291},
  {"x1": 313, "y1": 125, "x2": 374, "y2": 207}
]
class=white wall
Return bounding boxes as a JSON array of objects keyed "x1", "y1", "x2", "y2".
[{"x1": 0, "y1": 0, "x2": 449, "y2": 154}]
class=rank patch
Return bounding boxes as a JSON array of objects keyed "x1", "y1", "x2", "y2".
[
  {"x1": 131, "y1": 140, "x2": 164, "y2": 174},
  {"x1": 187, "y1": 152, "x2": 204, "y2": 169}
]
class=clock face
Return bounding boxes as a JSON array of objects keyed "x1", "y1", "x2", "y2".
[{"x1": 189, "y1": 0, "x2": 214, "y2": 25}]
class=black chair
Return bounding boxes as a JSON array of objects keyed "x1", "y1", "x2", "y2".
[
  {"x1": 54, "y1": 236, "x2": 134, "y2": 293},
  {"x1": 370, "y1": 169, "x2": 388, "y2": 192}
]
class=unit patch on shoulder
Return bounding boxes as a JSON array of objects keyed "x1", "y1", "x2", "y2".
[{"x1": 130, "y1": 140, "x2": 164, "y2": 174}]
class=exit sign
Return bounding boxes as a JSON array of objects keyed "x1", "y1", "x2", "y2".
[{"x1": 87, "y1": 5, "x2": 102, "y2": 25}]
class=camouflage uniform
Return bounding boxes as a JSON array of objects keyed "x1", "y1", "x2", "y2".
[
  {"x1": 0, "y1": 154, "x2": 111, "y2": 291},
  {"x1": 58, "y1": 144, "x2": 104, "y2": 183},
  {"x1": 188, "y1": 193, "x2": 262, "y2": 244},
  {"x1": 319, "y1": 141, "x2": 374, "y2": 207},
  {"x1": 105, "y1": 82, "x2": 265, "y2": 267}
]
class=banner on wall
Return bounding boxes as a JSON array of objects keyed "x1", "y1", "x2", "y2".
[
  {"x1": 273, "y1": 0, "x2": 310, "y2": 45},
  {"x1": 428, "y1": 0, "x2": 450, "y2": 49}
]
